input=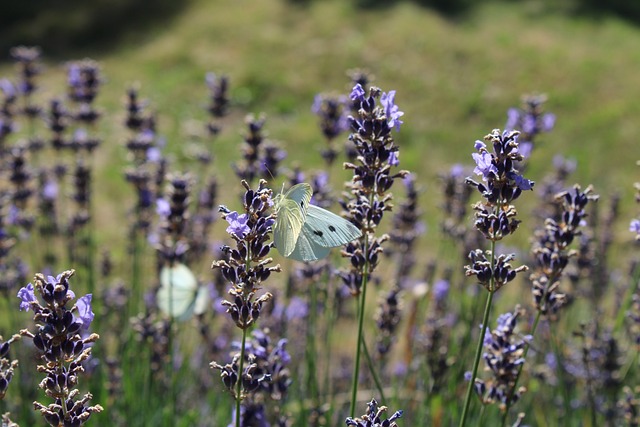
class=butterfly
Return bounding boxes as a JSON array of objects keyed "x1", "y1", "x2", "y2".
[
  {"x1": 273, "y1": 183, "x2": 362, "y2": 262},
  {"x1": 157, "y1": 263, "x2": 209, "y2": 321}
]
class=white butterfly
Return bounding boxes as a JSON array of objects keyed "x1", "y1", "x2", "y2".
[
  {"x1": 273, "y1": 183, "x2": 362, "y2": 262},
  {"x1": 157, "y1": 263, "x2": 209, "y2": 321}
]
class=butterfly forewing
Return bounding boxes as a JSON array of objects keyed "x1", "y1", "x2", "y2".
[
  {"x1": 274, "y1": 184, "x2": 313, "y2": 257},
  {"x1": 304, "y1": 205, "x2": 362, "y2": 248}
]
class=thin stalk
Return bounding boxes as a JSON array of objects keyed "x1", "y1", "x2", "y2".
[
  {"x1": 501, "y1": 269, "x2": 563, "y2": 425},
  {"x1": 235, "y1": 327, "x2": 248, "y2": 427},
  {"x1": 236, "y1": 243, "x2": 253, "y2": 427},
  {"x1": 305, "y1": 277, "x2": 319, "y2": 406},
  {"x1": 615, "y1": 262, "x2": 640, "y2": 332},
  {"x1": 459, "y1": 240, "x2": 496, "y2": 427},
  {"x1": 360, "y1": 336, "x2": 386, "y2": 404},
  {"x1": 349, "y1": 230, "x2": 370, "y2": 418}
]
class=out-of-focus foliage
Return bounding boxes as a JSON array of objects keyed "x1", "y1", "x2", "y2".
[{"x1": 0, "y1": 0, "x2": 190, "y2": 57}]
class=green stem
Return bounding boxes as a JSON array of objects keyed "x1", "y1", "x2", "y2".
[
  {"x1": 349, "y1": 231, "x2": 370, "y2": 417},
  {"x1": 235, "y1": 327, "x2": 248, "y2": 427},
  {"x1": 615, "y1": 262, "x2": 640, "y2": 332},
  {"x1": 305, "y1": 276, "x2": 319, "y2": 407},
  {"x1": 459, "y1": 241, "x2": 496, "y2": 427},
  {"x1": 360, "y1": 335, "x2": 386, "y2": 404}
]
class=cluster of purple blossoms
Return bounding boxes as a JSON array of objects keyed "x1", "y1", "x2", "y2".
[
  {"x1": 212, "y1": 180, "x2": 277, "y2": 330},
  {"x1": 387, "y1": 173, "x2": 425, "y2": 280},
  {"x1": 232, "y1": 115, "x2": 286, "y2": 185},
  {"x1": 154, "y1": 173, "x2": 192, "y2": 264},
  {"x1": 566, "y1": 322, "x2": 622, "y2": 416},
  {"x1": 530, "y1": 184, "x2": 598, "y2": 318},
  {"x1": 463, "y1": 130, "x2": 533, "y2": 291},
  {"x1": 17, "y1": 270, "x2": 102, "y2": 426},
  {"x1": 123, "y1": 85, "x2": 164, "y2": 237},
  {"x1": 504, "y1": 94, "x2": 555, "y2": 160},
  {"x1": 0, "y1": 78, "x2": 17, "y2": 144},
  {"x1": 66, "y1": 59, "x2": 102, "y2": 126},
  {"x1": 345, "y1": 399, "x2": 403, "y2": 426},
  {"x1": 340, "y1": 84, "x2": 407, "y2": 295},
  {"x1": 466, "y1": 129, "x2": 534, "y2": 206},
  {"x1": 418, "y1": 278, "x2": 453, "y2": 393},
  {"x1": 10, "y1": 45, "x2": 42, "y2": 119},
  {"x1": 213, "y1": 329, "x2": 292, "y2": 426},
  {"x1": 311, "y1": 93, "x2": 350, "y2": 165},
  {"x1": 618, "y1": 386, "x2": 640, "y2": 425},
  {"x1": 0, "y1": 333, "x2": 20, "y2": 400},
  {"x1": 205, "y1": 72, "x2": 230, "y2": 136},
  {"x1": 466, "y1": 306, "x2": 531, "y2": 411},
  {"x1": 465, "y1": 250, "x2": 528, "y2": 293},
  {"x1": 374, "y1": 285, "x2": 402, "y2": 359}
]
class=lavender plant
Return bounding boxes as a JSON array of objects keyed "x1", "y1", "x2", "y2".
[
  {"x1": 460, "y1": 129, "x2": 533, "y2": 426},
  {"x1": 466, "y1": 306, "x2": 531, "y2": 414},
  {"x1": 340, "y1": 83, "x2": 407, "y2": 416},
  {"x1": 311, "y1": 93, "x2": 350, "y2": 167},
  {"x1": 211, "y1": 179, "x2": 279, "y2": 427},
  {"x1": 345, "y1": 398, "x2": 403, "y2": 426},
  {"x1": 0, "y1": 333, "x2": 20, "y2": 400},
  {"x1": 17, "y1": 269, "x2": 103, "y2": 426}
]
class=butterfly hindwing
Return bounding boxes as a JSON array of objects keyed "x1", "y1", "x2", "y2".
[
  {"x1": 274, "y1": 183, "x2": 312, "y2": 257},
  {"x1": 304, "y1": 204, "x2": 362, "y2": 248},
  {"x1": 288, "y1": 226, "x2": 331, "y2": 262},
  {"x1": 158, "y1": 263, "x2": 208, "y2": 321}
]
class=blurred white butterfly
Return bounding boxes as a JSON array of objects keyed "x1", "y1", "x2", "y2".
[
  {"x1": 158, "y1": 263, "x2": 209, "y2": 321},
  {"x1": 273, "y1": 183, "x2": 362, "y2": 262}
]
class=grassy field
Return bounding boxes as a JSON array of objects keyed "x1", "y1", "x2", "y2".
[
  {"x1": 1, "y1": 0, "x2": 640, "y2": 425},
  {"x1": 6, "y1": 0, "x2": 636, "y2": 247}
]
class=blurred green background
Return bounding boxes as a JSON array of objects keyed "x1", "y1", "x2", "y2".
[{"x1": 1, "y1": 0, "x2": 639, "y2": 251}]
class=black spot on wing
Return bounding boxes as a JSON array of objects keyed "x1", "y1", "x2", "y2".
[
  {"x1": 329, "y1": 225, "x2": 336, "y2": 232},
  {"x1": 300, "y1": 201, "x2": 305, "y2": 208},
  {"x1": 313, "y1": 230, "x2": 323, "y2": 237}
]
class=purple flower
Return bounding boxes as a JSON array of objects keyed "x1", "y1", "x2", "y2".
[
  {"x1": 349, "y1": 84, "x2": 366, "y2": 102},
  {"x1": 472, "y1": 152, "x2": 497, "y2": 181},
  {"x1": 42, "y1": 179, "x2": 58, "y2": 201},
  {"x1": 630, "y1": 219, "x2": 640, "y2": 237},
  {"x1": 381, "y1": 90, "x2": 404, "y2": 131},
  {"x1": 433, "y1": 279, "x2": 450, "y2": 302},
  {"x1": 75, "y1": 294, "x2": 95, "y2": 328},
  {"x1": 450, "y1": 163, "x2": 465, "y2": 177},
  {"x1": 0, "y1": 79, "x2": 16, "y2": 98},
  {"x1": 311, "y1": 94, "x2": 323, "y2": 114},
  {"x1": 518, "y1": 141, "x2": 533, "y2": 159},
  {"x1": 17, "y1": 283, "x2": 36, "y2": 311},
  {"x1": 285, "y1": 296, "x2": 308, "y2": 321},
  {"x1": 225, "y1": 211, "x2": 250, "y2": 239},
  {"x1": 511, "y1": 172, "x2": 534, "y2": 191},
  {"x1": 542, "y1": 113, "x2": 556, "y2": 132},
  {"x1": 388, "y1": 151, "x2": 399, "y2": 166},
  {"x1": 156, "y1": 198, "x2": 170, "y2": 218}
]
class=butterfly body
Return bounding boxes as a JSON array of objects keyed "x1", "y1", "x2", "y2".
[{"x1": 273, "y1": 183, "x2": 362, "y2": 262}]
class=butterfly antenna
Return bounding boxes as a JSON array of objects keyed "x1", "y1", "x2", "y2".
[{"x1": 263, "y1": 163, "x2": 276, "y2": 182}]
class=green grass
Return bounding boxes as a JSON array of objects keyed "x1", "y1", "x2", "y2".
[{"x1": 7, "y1": 0, "x2": 634, "y2": 228}]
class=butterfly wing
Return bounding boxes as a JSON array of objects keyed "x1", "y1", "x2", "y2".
[
  {"x1": 303, "y1": 204, "x2": 362, "y2": 247},
  {"x1": 158, "y1": 263, "x2": 200, "y2": 321},
  {"x1": 288, "y1": 225, "x2": 331, "y2": 262},
  {"x1": 274, "y1": 183, "x2": 313, "y2": 257}
]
